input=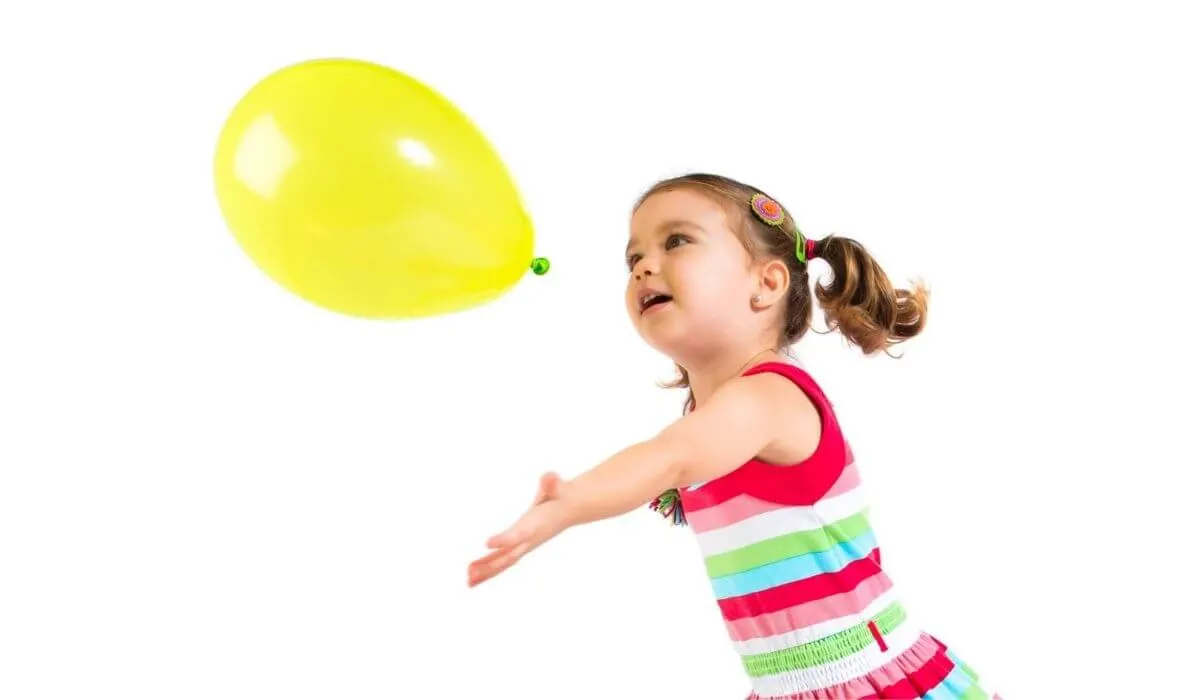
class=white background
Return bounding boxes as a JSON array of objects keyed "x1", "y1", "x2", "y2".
[{"x1": 2, "y1": 2, "x2": 1198, "y2": 698}]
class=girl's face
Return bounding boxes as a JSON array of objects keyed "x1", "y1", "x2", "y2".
[{"x1": 625, "y1": 189, "x2": 761, "y2": 358}]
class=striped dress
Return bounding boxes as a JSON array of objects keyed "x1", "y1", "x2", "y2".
[{"x1": 671, "y1": 362, "x2": 1000, "y2": 699}]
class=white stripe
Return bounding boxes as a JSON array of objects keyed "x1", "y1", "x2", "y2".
[
  {"x1": 730, "y1": 585, "x2": 899, "y2": 656},
  {"x1": 749, "y1": 615, "x2": 923, "y2": 697},
  {"x1": 695, "y1": 483, "x2": 869, "y2": 557}
]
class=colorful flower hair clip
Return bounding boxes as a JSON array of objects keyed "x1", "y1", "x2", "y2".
[
  {"x1": 750, "y1": 193, "x2": 786, "y2": 227},
  {"x1": 752, "y1": 192, "x2": 817, "y2": 265}
]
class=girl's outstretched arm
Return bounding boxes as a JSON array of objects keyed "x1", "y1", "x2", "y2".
[
  {"x1": 468, "y1": 371, "x2": 812, "y2": 587},
  {"x1": 555, "y1": 370, "x2": 803, "y2": 527}
]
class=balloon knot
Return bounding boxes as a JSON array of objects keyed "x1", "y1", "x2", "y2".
[{"x1": 530, "y1": 257, "x2": 550, "y2": 275}]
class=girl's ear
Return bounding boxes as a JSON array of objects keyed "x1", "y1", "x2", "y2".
[{"x1": 757, "y1": 258, "x2": 791, "y2": 305}]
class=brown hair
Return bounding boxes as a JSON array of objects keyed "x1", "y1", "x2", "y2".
[{"x1": 634, "y1": 173, "x2": 929, "y2": 411}]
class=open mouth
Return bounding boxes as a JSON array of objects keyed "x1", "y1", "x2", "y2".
[{"x1": 639, "y1": 292, "x2": 673, "y2": 314}]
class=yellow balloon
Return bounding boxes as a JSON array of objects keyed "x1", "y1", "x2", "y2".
[{"x1": 213, "y1": 58, "x2": 543, "y2": 319}]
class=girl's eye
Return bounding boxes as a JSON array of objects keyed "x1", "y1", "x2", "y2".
[{"x1": 627, "y1": 233, "x2": 687, "y2": 271}]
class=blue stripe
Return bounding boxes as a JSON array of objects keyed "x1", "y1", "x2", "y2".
[
  {"x1": 923, "y1": 666, "x2": 975, "y2": 699},
  {"x1": 709, "y1": 530, "x2": 878, "y2": 599},
  {"x1": 945, "y1": 649, "x2": 971, "y2": 672}
]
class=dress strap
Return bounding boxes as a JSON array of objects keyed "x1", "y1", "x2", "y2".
[{"x1": 699, "y1": 362, "x2": 850, "y2": 507}]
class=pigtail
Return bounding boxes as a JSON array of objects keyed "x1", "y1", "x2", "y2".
[{"x1": 812, "y1": 236, "x2": 929, "y2": 355}]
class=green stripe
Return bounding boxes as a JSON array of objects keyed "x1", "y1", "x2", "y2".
[
  {"x1": 705, "y1": 510, "x2": 873, "y2": 578},
  {"x1": 742, "y1": 602, "x2": 906, "y2": 678},
  {"x1": 960, "y1": 660, "x2": 980, "y2": 682},
  {"x1": 962, "y1": 684, "x2": 989, "y2": 700}
]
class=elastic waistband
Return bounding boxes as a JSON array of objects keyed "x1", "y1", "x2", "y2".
[{"x1": 741, "y1": 602, "x2": 916, "y2": 694}]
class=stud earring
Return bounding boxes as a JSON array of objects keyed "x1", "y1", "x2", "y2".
[{"x1": 752, "y1": 294, "x2": 762, "y2": 306}]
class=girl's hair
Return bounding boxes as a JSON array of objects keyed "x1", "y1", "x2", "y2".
[{"x1": 634, "y1": 173, "x2": 929, "y2": 412}]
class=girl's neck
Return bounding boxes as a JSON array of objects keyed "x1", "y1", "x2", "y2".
[{"x1": 685, "y1": 346, "x2": 782, "y2": 408}]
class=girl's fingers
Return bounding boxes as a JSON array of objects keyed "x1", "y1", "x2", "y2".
[
  {"x1": 473, "y1": 546, "x2": 512, "y2": 567},
  {"x1": 468, "y1": 542, "x2": 532, "y2": 587},
  {"x1": 485, "y1": 525, "x2": 527, "y2": 550}
]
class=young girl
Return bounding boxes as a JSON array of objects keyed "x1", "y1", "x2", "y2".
[{"x1": 467, "y1": 173, "x2": 999, "y2": 699}]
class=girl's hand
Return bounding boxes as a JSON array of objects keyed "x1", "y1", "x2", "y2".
[{"x1": 467, "y1": 472, "x2": 572, "y2": 587}]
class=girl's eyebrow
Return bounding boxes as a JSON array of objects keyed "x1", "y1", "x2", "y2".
[{"x1": 656, "y1": 219, "x2": 704, "y2": 234}]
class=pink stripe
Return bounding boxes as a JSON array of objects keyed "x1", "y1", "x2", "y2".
[
  {"x1": 825, "y1": 460, "x2": 862, "y2": 498},
  {"x1": 688, "y1": 463, "x2": 862, "y2": 534},
  {"x1": 725, "y1": 569, "x2": 893, "y2": 641},
  {"x1": 687, "y1": 493, "x2": 788, "y2": 533}
]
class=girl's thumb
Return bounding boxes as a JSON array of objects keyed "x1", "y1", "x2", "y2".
[{"x1": 540, "y1": 471, "x2": 562, "y2": 498}]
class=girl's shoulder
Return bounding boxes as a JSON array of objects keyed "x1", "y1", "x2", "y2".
[
  {"x1": 712, "y1": 360, "x2": 850, "y2": 505},
  {"x1": 740, "y1": 360, "x2": 836, "y2": 415}
]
